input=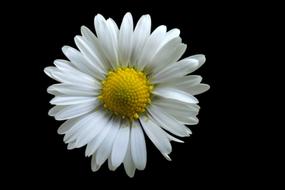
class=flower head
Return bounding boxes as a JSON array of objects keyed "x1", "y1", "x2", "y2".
[{"x1": 44, "y1": 12, "x2": 209, "y2": 177}]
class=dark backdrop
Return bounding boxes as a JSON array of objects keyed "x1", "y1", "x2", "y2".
[{"x1": 4, "y1": 0, "x2": 254, "y2": 188}]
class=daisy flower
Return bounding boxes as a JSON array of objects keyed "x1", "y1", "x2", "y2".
[{"x1": 44, "y1": 12, "x2": 209, "y2": 177}]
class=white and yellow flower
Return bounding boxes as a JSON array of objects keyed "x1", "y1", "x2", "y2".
[{"x1": 44, "y1": 12, "x2": 209, "y2": 177}]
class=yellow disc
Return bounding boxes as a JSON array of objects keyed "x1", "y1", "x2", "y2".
[{"x1": 99, "y1": 68, "x2": 153, "y2": 120}]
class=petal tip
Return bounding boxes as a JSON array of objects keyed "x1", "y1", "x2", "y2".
[{"x1": 61, "y1": 46, "x2": 69, "y2": 54}]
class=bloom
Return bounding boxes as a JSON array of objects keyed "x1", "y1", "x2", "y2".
[{"x1": 44, "y1": 12, "x2": 209, "y2": 177}]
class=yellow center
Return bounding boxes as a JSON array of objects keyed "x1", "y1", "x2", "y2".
[{"x1": 99, "y1": 68, "x2": 153, "y2": 120}]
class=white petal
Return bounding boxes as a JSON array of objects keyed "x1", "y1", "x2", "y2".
[
  {"x1": 160, "y1": 106, "x2": 198, "y2": 125},
  {"x1": 153, "y1": 98, "x2": 200, "y2": 113},
  {"x1": 162, "y1": 153, "x2": 172, "y2": 161},
  {"x1": 50, "y1": 96, "x2": 97, "y2": 105},
  {"x1": 152, "y1": 99, "x2": 199, "y2": 125},
  {"x1": 189, "y1": 54, "x2": 206, "y2": 66},
  {"x1": 95, "y1": 118, "x2": 121, "y2": 166},
  {"x1": 131, "y1": 14, "x2": 151, "y2": 67},
  {"x1": 118, "y1": 12, "x2": 133, "y2": 66},
  {"x1": 74, "y1": 114, "x2": 111, "y2": 148},
  {"x1": 48, "y1": 105, "x2": 66, "y2": 117},
  {"x1": 94, "y1": 14, "x2": 118, "y2": 69},
  {"x1": 172, "y1": 75, "x2": 202, "y2": 87},
  {"x1": 74, "y1": 35, "x2": 107, "y2": 76},
  {"x1": 111, "y1": 120, "x2": 130, "y2": 168},
  {"x1": 166, "y1": 134, "x2": 184, "y2": 143},
  {"x1": 80, "y1": 26, "x2": 110, "y2": 70},
  {"x1": 164, "y1": 28, "x2": 180, "y2": 42},
  {"x1": 53, "y1": 59, "x2": 74, "y2": 71},
  {"x1": 153, "y1": 74, "x2": 202, "y2": 87},
  {"x1": 62, "y1": 112, "x2": 98, "y2": 143},
  {"x1": 47, "y1": 83, "x2": 99, "y2": 96},
  {"x1": 107, "y1": 18, "x2": 119, "y2": 35},
  {"x1": 151, "y1": 54, "x2": 205, "y2": 83},
  {"x1": 155, "y1": 28, "x2": 181, "y2": 51},
  {"x1": 44, "y1": 67, "x2": 97, "y2": 89},
  {"x1": 91, "y1": 154, "x2": 101, "y2": 172},
  {"x1": 67, "y1": 140, "x2": 77, "y2": 150},
  {"x1": 85, "y1": 117, "x2": 115, "y2": 157},
  {"x1": 52, "y1": 60, "x2": 96, "y2": 84},
  {"x1": 62, "y1": 46, "x2": 104, "y2": 80},
  {"x1": 44, "y1": 66, "x2": 55, "y2": 78},
  {"x1": 123, "y1": 142, "x2": 136, "y2": 177},
  {"x1": 178, "y1": 54, "x2": 206, "y2": 73},
  {"x1": 108, "y1": 157, "x2": 117, "y2": 171},
  {"x1": 183, "y1": 84, "x2": 210, "y2": 95},
  {"x1": 57, "y1": 115, "x2": 82, "y2": 134},
  {"x1": 148, "y1": 38, "x2": 186, "y2": 74},
  {"x1": 53, "y1": 59, "x2": 95, "y2": 82},
  {"x1": 147, "y1": 104, "x2": 190, "y2": 137},
  {"x1": 54, "y1": 100, "x2": 99, "y2": 120},
  {"x1": 140, "y1": 116, "x2": 172, "y2": 157},
  {"x1": 137, "y1": 25, "x2": 167, "y2": 70},
  {"x1": 130, "y1": 121, "x2": 147, "y2": 170},
  {"x1": 153, "y1": 87, "x2": 199, "y2": 104}
]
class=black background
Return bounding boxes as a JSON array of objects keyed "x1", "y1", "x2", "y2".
[{"x1": 3, "y1": 0, "x2": 264, "y2": 187}]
